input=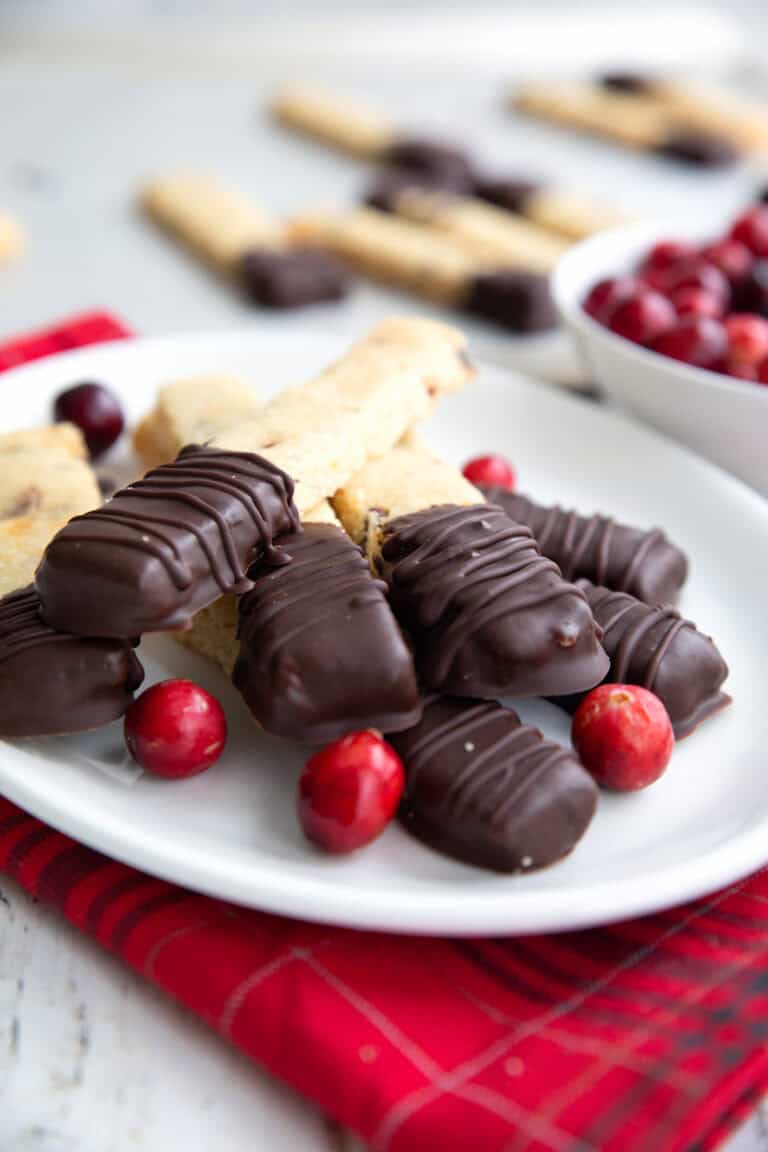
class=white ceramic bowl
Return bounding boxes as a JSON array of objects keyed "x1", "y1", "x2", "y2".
[{"x1": 553, "y1": 219, "x2": 768, "y2": 494}]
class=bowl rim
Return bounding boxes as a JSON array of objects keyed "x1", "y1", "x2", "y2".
[{"x1": 552, "y1": 217, "x2": 768, "y2": 405}]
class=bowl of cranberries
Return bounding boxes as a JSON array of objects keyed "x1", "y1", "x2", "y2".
[{"x1": 552, "y1": 207, "x2": 768, "y2": 493}]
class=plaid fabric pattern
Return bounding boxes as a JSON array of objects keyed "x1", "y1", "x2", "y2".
[{"x1": 1, "y1": 314, "x2": 766, "y2": 1152}]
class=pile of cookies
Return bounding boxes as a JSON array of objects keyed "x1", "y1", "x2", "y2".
[
  {"x1": 0, "y1": 316, "x2": 731, "y2": 873},
  {"x1": 513, "y1": 73, "x2": 768, "y2": 167},
  {"x1": 140, "y1": 88, "x2": 627, "y2": 334}
]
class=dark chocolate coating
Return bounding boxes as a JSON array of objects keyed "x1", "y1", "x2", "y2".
[
  {"x1": 655, "y1": 131, "x2": 738, "y2": 168},
  {"x1": 379, "y1": 504, "x2": 609, "y2": 699},
  {"x1": 384, "y1": 136, "x2": 474, "y2": 186},
  {"x1": 472, "y1": 175, "x2": 542, "y2": 215},
  {"x1": 0, "y1": 586, "x2": 144, "y2": 738},
  {"x1": 36, "y1": 445, "x2": 299, "y2": 638},
  {"x1": 555, "y1": 582, "x2": 731, "y2": 738},
  {"x1": 239, "y1": 246, "x2": 350, "y2": 308},
  {"x1": 365, "y1": 164, "x2": 473, "y2": 212},
  {"x1": 481, "y1": 489, "x2": 688, "y2": 605},
  {"x1": 464, "y1": 270, "x2": 557, "y2": 333},
  {"x1": 391, "y1": 695, "x2": 598, "y2": 872},
  {"x1": 598, "y1": 72, "x2": 656, "y2": 95},
  {"x1": 233, "y1": 524, "x2": 422, "y2": 744}
]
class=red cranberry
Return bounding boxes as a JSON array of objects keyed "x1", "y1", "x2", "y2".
[
  {"x1": 700, "y1": 238, "x2": 753, "y2": 283},
  {"x1": 730, "y1": 206, "x2": 768, "y2": 257},
  {"x1": 462, "y1": 454, "x2": 516, "y2": 490},
  {"x1": 583, "y1": 276, "x2": 637, "y2": 322},
  {"x1": 607, "y1": 289, "x2": 676, "y2": 346},
  {"x1": 651, "y1": 317, "x2": 726, "y2": 369},
  {"x1": 671, "y1": 286, "x2": 724, "y2": 319},
  {"x1": 757, "y1": 357, "x2": 768, "y2": 385},
  {"x1": 724, "y1": 313, "x2": 768, "y2": 366},
  {"x1": 124, "y1": 679, "x2": 227, "y2": 779},
  {"x1": 298, "y1": 731, "x2": 405, "y2": 854},
  {"x1": 658, "y1": 259, "x2": 731, "y2": 308},
  {"x1": 53, "y1": 381, "x2": 124, "y2": 459},
  {"x1": 638, "y1": 240, "x2": 696, "y2": 287},
  {"x1": 572, "y1": 684, "x2": 674, "y2": 791}
]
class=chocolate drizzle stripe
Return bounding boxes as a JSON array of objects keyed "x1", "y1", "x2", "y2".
[
  {"x1": 443, "y1": 725, "x2": 535, "y2": 813},
  {"x1": 645, "y1": 617, "x2": 687, "y2": 686},
  {"x1": 481, "y1": 489, "x2": 688, "y2": 607},
  {"x1": 492, "y1": 748, "x2": 576, "y2": 828},
  {"x1": 597, "y1": 519, "x2": 615, "y2": 585},
  {"x1": 59, "y1": 448, "x2": 297, "y2": 592},
  {"x1": 67, "y1": 510, "x2": 193, "y2": 586},
  {"x1": 234, "y1": 524, "x2": 421, "y2": 743},
  {"x1": 591, "y1": 585, "x2": 690, "y2": 689},
  {"x1": 406, "y1": 703, "x2": 504, "y2": 779},
  {"x1": 391, "y1": 696, "x2": 599, "y2": 872},
  {"x1": 239, "y1": 532, "x2": 390, "y2": 667},
  {"x1": 381, "y1": 503, "x2": 608, "y2": 698},
  {"x1": 0, "y1": 589, "x2": 72, "y2": 658},
  {"x1": 435, "y1": 579, "x2": 587, "y2": 682},
  {"x1": 137, "y1": 460, "x2": 292, "y2": 536},
  {"x1": 619, "y1": 529, "x2": 665, "y2": 593},
  {"x1": 113, "y1": 487, "x2": 249, "y2": 588}
]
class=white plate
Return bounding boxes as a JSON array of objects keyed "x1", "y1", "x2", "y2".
[{"x1": 1, "y1": 327, "x2": 766, "y2": 937}]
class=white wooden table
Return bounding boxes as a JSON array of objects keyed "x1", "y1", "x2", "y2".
[{"x1": 1, "y1": 12, "x2": 766, "y2": 1148}]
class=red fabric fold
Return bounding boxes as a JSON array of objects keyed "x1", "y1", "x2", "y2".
[{"x1": 1, "y1": 313, "x2": 765, "y2": 1152}]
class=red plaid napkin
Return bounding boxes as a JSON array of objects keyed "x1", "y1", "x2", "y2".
[{"x1": 3, "y1": 313, "x2": 768, "y2": 1152}]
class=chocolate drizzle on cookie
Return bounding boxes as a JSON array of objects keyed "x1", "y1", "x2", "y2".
[
  {"x1": 378, "y1": 504, "x2": 609, "y2": 698},
  {"x1": 36, "y1": 445, "x2": 299, "y2": 638},
  {"x1": 390, "y1": 695, "x2": 598, "y2": 872},
  {"x1": 554, "y1": 583, "x2": 731, "y2": 738},
  {"x1": 482, "y1": 489, "x2": 688, "y2": 605},
  {"x1": 0, "y1": 586, "x2": 144, "y2": 738},
  {"x1": 234, "y1": 523, "x2": 422, "y2": 743}
]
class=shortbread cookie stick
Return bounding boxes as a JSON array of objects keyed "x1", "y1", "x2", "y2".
[
  {"x1": 391, "y1": 696, "x2": 597, "y2": 872},
  {"x1": 233, "y1": 523, "x2": 422, "y2": 743},
  {"x1": 0, "y1": 422, "x2": 88, "y2": 460},
  {"x1": 201, "y1": 317, "x2": 473, "y2": 514},
  {"x1": 481, "y1": 488, "x2": 688, "y2": 605},
  {"x1": 472, "y1": 178, "x2": 625, "y2": 241},
  {"x1": 292, "y1": 208, "x2": 556, "y2": 332},
  {"x1": 135, "y1": 317, "x2": 472, "y2": 513},
  {"x1": 0, "y1": 213, "x2": 23, "y2": 262},
  {"x1": 554, "y1": 583, "x2": 730, "y2": 740},
  {"x1": 384, "y1": 188, "x2": 568, "y2": 273},
  {"x1": 601, "y1": 73, "x2": 768, "y2": 154},
  {"x1": 513, "y1": 83, "x2": 738, "y2": 167},
  {"x1": 133, "y1": 375, "x2": 263, "y2": 468},
  {"x1": 273, "y1": 87, "x2": 397, "y2": 159},
  {"x1": 0, "y1": 424, "x2": 100, "y2": 597},
  {"x1": 141, "y1": 174, "x2": 348, "y2": 306},
  {"x1": 177, "y1": 501, "x2": 338, "y2": 676},
  {"x1": 333, "y1": 445, "x2": 609, "y2": 698},
  {"x1": 142, "y1": 174, "x2": 282, "y2": 271},
  {"x1": 371, "y1": 168, "x2": 625, "y2": 243},
  {"x1": 272, "y1": 87, "x2": 473, "y2": 188}
]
